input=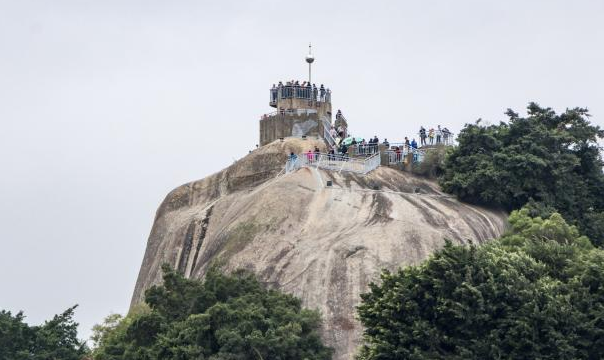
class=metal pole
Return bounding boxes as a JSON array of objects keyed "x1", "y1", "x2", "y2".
[{"x1": 305, "y1": 43, "x2": 314, "y2": 85}]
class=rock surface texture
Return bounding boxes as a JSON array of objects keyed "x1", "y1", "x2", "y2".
[{"x1": 131, "y1": 138, "x2": 508, "y2": 360}]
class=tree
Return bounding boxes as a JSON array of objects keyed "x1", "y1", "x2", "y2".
[
  {"x1": 411, "y1": 145, "x2": 451, "y2": 179},
  {"x1": 440, "y1": 103, "x2": 604, "y2": 246},
  {"x1": 93, "y1": 266, "x2": 332, "y2": 360},
  {"x1": 357, "y1": 208, "x2": 604, "y2": 359},
  {"x1": 0, "y1": 306, "x2": 88, "y2": 360}
]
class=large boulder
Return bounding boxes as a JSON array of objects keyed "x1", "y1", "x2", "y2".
[{"x1": 131, "y1": 138, "x2": 507, "y2": 360}]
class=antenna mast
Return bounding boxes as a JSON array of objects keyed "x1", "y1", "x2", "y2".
[{"x1": 305, "y1": 43, "x2": 315, "y2": 84}]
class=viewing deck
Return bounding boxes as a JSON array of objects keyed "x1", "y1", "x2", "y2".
[{"x1": 270, "y1": 85, "x2": 331, "y2": 107}]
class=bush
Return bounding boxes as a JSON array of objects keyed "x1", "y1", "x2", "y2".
[
  {"x1": 357, "y1": 209, "x2": 604, "y2": 359},
  {"x1": 411, "y1": 145, "x2": 450, "y2": 178},
  {"x1": 0, "y1": 306, "x2": 88, "y2": 360},
  {"x1": 93, "y1": 266, "x2": 332, "y2": 360},
  {"x1": 440, "y1": 103, "x2": 604, "y2": 246}
]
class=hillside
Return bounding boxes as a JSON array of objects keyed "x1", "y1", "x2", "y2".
[{"x1": 131, "y1": 138, "x2": 507, "y2": 360}]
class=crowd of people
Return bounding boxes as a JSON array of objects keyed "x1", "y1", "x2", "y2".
[
  {"x1": 418, "y1": 125, "x2": 453, "y2": 146},
  {"x1": 325, "y1": 125, "x2": 454, "y2": 163},
  {"x1": 270, "y1": 81, "x2": 331, "y2": 103},
  {"x1": 288, "y1": 121, "x2": 454, "y2": 166}
]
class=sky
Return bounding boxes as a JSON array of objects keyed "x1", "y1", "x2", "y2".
[{"x1": 1, "y1": 0, "x2": 603, "y2": 341}]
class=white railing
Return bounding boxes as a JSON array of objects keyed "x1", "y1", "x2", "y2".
[
  {"x1": 321, "y1": 116, "x2": 337, "y2": 148},
  {"x1": 285, "y1": 152, "x2": 381, "y2": 175},
  {"x1": 270, "y1": 86, "x2": 331, "y2": 104},
  {"x1": 363, "y1": 152, "x2": 381, "y2": 173},
  {"x1": 348, "y1": 143, "x2": 380, "y2": 156},
  {"x1": 385, "y1": 147, "x2": 426, "y2": 164},
  {"x1": 416, "y1": 130, "x2": 455, "y2": 146},
  {"x1": 261, "y1": 108, "x2": 318, "y2": 119}
]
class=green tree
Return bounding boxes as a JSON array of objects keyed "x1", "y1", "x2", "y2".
[
  {"x1": 357, "y1": 209, "x2": 604, "y2": 360},
  {"x1": 0, "y1": 306, "x2": 88, "y2": 360},
  {"x1": 93, "y1": 266, "x2": 332, "y2": 360},
  {"x1": 411, "y1": 144, "x2": 451, "y2": 179},
  {"x1": 440, "y1": 103, "x2": 604, "y2": 246}
]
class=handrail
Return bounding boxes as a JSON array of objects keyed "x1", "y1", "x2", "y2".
[
  {"x1": 285, "y1": 152, "x2": 381, "y2": 175},
  {"x1": 417, "y1": 130, "x2": 455, "y2": 146},
  {"x1": 321, "y1": 116, "x2": 336, "y2": 148},
  {"x1": 270, "y1": 86, "x2": 331, "y2": 104},
  {"x1": 384, "y1": 147, "x2": 425, "y2": 164},
  {"x1": 261, "y1": 109, "x2": 318, "y2": 119}
]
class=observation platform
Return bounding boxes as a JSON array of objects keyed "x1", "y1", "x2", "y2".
[{"x1": 260, "y1": 82, "x2": 335, "y2": 147}]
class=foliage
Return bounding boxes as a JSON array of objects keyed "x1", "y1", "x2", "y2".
[
  {"x1": 357, "y1": 208, "x2": 604, "y2": 360},
  {"x1": 90, "y1": 313, "x2": 124, "y2": 350},
  {"x1": 0, "y1": 306, "x2": 89, "y2": 360},
  {"x1": 440, "y1": 103, "x2": 604, "y2": 246},
  {"x1": 93, "y1": 266, "x2": 332, "y2": 360},
  {"x1": 411, "y1": 145, "x2": 451, "y2": 178}
]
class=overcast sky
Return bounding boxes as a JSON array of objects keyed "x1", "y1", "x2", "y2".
[{"x1": 1, "y1": 0, "x2": 603, "y2": 340}]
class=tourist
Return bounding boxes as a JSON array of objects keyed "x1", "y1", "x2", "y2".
[
  {"x1": 372, "y1": 135, "x2": 379, "y2": 154},
  {"x1": 404, "y1": 137, "x2": 410, "y2": 150},
  {"x1": 383, "y1": 138, "x2": 389, "y2": 148},
  {"x1": 320, "y1": 84, "x2": 325, "y2": 100},
  {"x1": 306, "y1": 150, "x2": 313, "y2": 163},
  {"x1": 289, "y1": 152, "x2": 297, "y2": 162},
  {"x1": 340, "y1": 143, "x2": 348, "y2": 156},
  {"x1": 313, "y1": 84, "x2": 318, "y2": 101},
  {"x1": 436, "y1": 125, "x2": 442, "y2": 144},
  {"x1": 314, "y1": 146, "x2": 320, "y2": 161},
  {"x1": 411, "y1": 138, "x2": 417, "y2": 150},
  {"x1": 442, "y1": 127, "x2": 451, "y2": 144},
  {"x1": 428, "y1": 128, "x2": 435, "y2": 145},
  {"x1": 419, "y1": 127, "x2": 427, "y2": 146}
]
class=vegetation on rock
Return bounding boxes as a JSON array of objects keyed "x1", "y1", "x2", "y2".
[
  {"x1": 0, "y1": 306, "x2": 88, "y2": 360},
  {"x1": 92, "y1": 265, "x2": 332, "y2": 360},
  {"x1": 357, "y1": 208, "x2": 604, "y2": 359},
  {"x1": 411, "y1": 145, "x2": 450, "y2": 178},
  {"x1": 440, "y1": 103, "x2": 604, "y2": 246}
]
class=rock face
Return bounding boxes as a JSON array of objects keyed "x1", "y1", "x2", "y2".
[{"x1": 131, "y1": 138, "x2": 507, "y2": 360}]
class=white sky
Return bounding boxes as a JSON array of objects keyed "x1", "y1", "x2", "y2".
[{"x1": 1, "y1": 0, "x2": 603, "y2": 341}]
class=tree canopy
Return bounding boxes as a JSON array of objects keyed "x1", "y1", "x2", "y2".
[
  {"x1": 92, "y1": 266, "x2": 332, "y2": 360},
  {"x1": 440, "y1": 103, "x2": 604, "y2": 246},
  {"x1": 0, "y1": 306, "x2": 88, "y2": 360},
  {"x1": 357, "y1": 208, "x2": 604, "y2": 359}
]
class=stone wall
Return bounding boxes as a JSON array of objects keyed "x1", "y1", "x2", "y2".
[
  {"x1": 274, "y1": 97, "x2": 332, "y2": 118},
  {"x1": 259, "y1": 113, "x2": 326, "y2": 146}
]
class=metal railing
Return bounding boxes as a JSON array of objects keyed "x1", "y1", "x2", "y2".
[
  {"x1": 348, "y1": 143, "x2": 380, "y2": 156},
  {"x1": 418, "y1": 130, "x2": 455, "y2": 146},
  {"x1": 285, "y1": 152, "x2": 381, "y2": 175},
  {"x1": 261, "y1": 108, "x2": 318, "y2": 119},
  {"x1": 270, "y1": 86, "x2": 331, "y2": 105},
  {"x1": 384, "y1": 147, "x2": 426, "y2": 164},
  {"x1": 322, "y1": 116, "x2": 337, "y2": 148}
]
